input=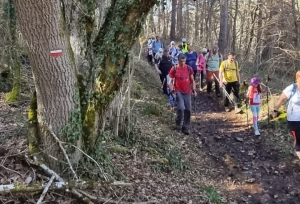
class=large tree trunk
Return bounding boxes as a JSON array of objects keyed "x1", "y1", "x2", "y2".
[
  {"x1": 218, "y1": 0, "x2": 228, "y2": 54},
  {"x1": 16, "y1": 0, "x2": 81, "y2": 172},
  {"x1": 16, "y1": 0, "x2": 157, "y2": 173}
]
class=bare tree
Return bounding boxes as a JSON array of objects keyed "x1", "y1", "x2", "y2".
[{"x1": 218, "y1": 0, "x2": 228, "y2": 54}]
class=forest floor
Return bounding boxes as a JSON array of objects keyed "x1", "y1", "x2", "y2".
[{"x1": 0, "y1": 59, "x2": 300, "y2": 204}]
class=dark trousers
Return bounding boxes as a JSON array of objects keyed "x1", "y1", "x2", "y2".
[
  {"x1": 193, "y1": 69, "x2": 197, "y2": 81},
  {"x1": 224, "y1": 81, "x2": 240, "y2": 107},
  {"x1": 198, "y1": 70, "x2": 205, "y2": 89},
  {"x1": 159, "y1": 73, "x2": 168, "y2": 95},
  {"x1": 147, "y1": 55, "x2": 153, "y2": 65},
  {"x1": 288, "y1": 121, "x2": 300, "y2": 151}
]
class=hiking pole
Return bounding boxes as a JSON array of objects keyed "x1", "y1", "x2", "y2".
[
  {"x1": 264, "y1": 76, "x2": 271, "y2": 125},
  {"x1": 243, "y1": 81, "x2": 249, "y2": 127},
  {"x1": 161, "y1": 78, "x2": 166, "y2": 89},
  {"x1": 212, "y1": 73, "x2": 238, "y2": 107}
]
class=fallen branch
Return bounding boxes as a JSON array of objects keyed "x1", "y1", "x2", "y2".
[
  {"x1": 36, "y1": 175, "x2": 55, "y2": 204},
  {"x1": 0, "y1": 180, "x2": 131, "y2": 194}
]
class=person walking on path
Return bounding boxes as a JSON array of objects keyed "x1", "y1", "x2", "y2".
[
  {"x1": 152, "y1": 36, "x2": 164, "y2": 58},
  {"x1": 219, "y1": 52, "x2": 241, "y2": 113},
  {"x1": 273, "y1": 71, "x2": 300, "y2": 159},
  {"x1": 246, "y1": 77, "x2": 264, "y2": 136},
  {"x1": 185, "y1": 45, "x2": 198, "y2": 79},
  {"x1": 169, "y1": 53, "x2": 196, "y2": 135},
  {"x1": 196, "y1": 48, "x2": 207, "y2": 91},
  {"x1": 155, "y1": 49, "x2": 173, "y2": 95},
  {"x1": 205, "y1": 45, "x2": 223, "y2": 97},
  {"x1": 169, "y1": 41, "x2": 178, "y2": 65},
  {"x1": 181, "y1": 38, "x2": 189, "y2": 53}
]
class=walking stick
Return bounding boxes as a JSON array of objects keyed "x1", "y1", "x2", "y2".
[
  {"x1": 265, "y1": 76, "x2": 271, "y2": 125},
  {"x1": 199, "y1": 72, "x2": 202, "y2": 91},
  {"x1": 243, "y1": 81, "x2": 249, "y2": 127}
]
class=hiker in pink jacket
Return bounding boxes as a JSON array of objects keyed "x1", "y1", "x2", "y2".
[{"x1": 196, "y1": 48, "x2": 207, "y2": 91}]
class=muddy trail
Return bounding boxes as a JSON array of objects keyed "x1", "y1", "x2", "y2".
[{"x1": 191, "y1": 91, "x2": 300, "y2": 203}]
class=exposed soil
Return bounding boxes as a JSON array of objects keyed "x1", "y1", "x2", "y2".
[{"x1": 0, "y1": 61, "x2": 300, "y2": 203}]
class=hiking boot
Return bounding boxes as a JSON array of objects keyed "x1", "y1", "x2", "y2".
[
  {"x1": 254, "y1": 130, "x2": 260, "y2": 136},
  {"x1": 235, "y1": 107, "x2": 242, "y2": 114},
  {"x1": 225, "y1": 106, "x2": 230, "y2": 112},
  {"x1": 181, "y1": 127, "x2": 189, "y2": 135}
]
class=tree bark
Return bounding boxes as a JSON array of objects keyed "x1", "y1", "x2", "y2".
[
  {"x1": 218, "y1": 0, "x2": 228, "y2": 54},
  {"x1": 231, "y1": 0, "x2": 238, "y2": 52},
  {"x1": 16, "y1": 0, "x2": 157, "y2": 173},
  {"x1": 177, "y1": 0, "x2": 183, "y2": 37},
  {"x1": 16, "y1": 0, "x2": 81, "y2": 172},
  {"x1": 170, "y1": 0, "x2": 176, "y2": 40}
]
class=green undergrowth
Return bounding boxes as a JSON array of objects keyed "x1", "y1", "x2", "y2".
[
  {"x1": 80, "y1": 59, "x2": 187, "y2": 180},
  {"x1": 200, "y1": 185, "x2": 221, "y2": 204}
]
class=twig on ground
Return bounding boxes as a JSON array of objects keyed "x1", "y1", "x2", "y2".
[
  {"x1": 47, "y1": 127, "x2": 78, "y2": 180},
  {"x1": 36, "y1": 175, "x2": 55, "y2": 204},
  {"x1": 0, "y1": 164, "x2": 22, "y2": 176},
  {"x1": 71, "y1": 145, "x2": 107, "y2": 181}
]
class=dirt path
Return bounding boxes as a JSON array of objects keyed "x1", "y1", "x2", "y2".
[{"x1": 191, "y1": 91, "x2": 300, "y2": 204}]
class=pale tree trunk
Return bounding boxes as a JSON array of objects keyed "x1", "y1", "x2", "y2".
[
  {"x1": 16, "y1": 0, "x2": 81, "y2": 172},
  {"x1": 170, "y1": 0, "x2": 176, "y2": 40},
  {"x1": 218, "y1": 0, "x2": 228, "y2": 54},
  {"x1": 184, "y1": 0, "x2": 189, "y2": 39},
  {"x1": 16, "y1": 0, "x2": 157, "y2": 174},
  {"x1": 194, "y1": 0, "x2": 199, "y2": 39},
  {"x1": 292, "y1": 0, "x2": 299, "y2": 48},
  {"x1": 231, "y1": 0, "x2": 238, "y2": 52},
  {"x1": 256, "y1": 0, "x2": 263, "y2": 64},
  {"x1": 177, "y1": 0, "x2": 183, "y2": 37}
]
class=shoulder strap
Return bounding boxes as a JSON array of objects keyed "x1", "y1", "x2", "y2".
[{"x1": 287, "y1": 83, "x2": 297, "y2": 108}]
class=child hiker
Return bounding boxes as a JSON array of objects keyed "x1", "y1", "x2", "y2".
[
  {"x1": 246, "y1": 77, "x2": 264, "y2": 136},
  {"x1": 166, "y1": 74, "x2": 176, "y2": 110}
]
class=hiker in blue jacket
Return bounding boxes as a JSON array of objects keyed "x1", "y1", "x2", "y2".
[
  {"x1": 185, "y1": 45, "x2": 198, "y2": 79},
  {"x1": 152, "y1": 36, "x2": 164, "y2": 58}
]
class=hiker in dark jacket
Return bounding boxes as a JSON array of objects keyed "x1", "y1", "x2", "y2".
[{"x1": 155, "y1": 49, "x2": 173, "y2": 95}]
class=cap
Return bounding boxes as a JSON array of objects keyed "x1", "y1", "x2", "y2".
[
  {"x1": 250, "y1": 77, "x2": 260, "y2": 86},
  {"x1": 171, "y1": 41, "x2": 175, "y2": 45},
  {"x1": 158, "y1": 48, "x2": 163, "y2": 52},
  {"x1": 202, "y1": 48, "x2": 207, "y2": 53},
  {"x1": 182, "y1": 38, "x2": 187, "y2": 42}
]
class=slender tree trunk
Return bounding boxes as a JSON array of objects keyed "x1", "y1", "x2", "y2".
[
  {"x1": 195, "y1": 0, "x2": 199, "y2": 40},
  {"x1": 218, "y1": 0, "x2": 228, "y2": 54},
  {"x1": 177, "y1": 0, "x2": 183, "y2": 37},
  {"x1": 170, "y1": 0, "x2": 176, "y2": 40},
  {"x1": 231, "y1": 0, "x2": 238, "y2": 52},
  {"x1": 256, "y1": 0, "x2": 263, "y2": 64},
  {"x1": 5, "y1": 0, "x2": 21, "y2": 103}
]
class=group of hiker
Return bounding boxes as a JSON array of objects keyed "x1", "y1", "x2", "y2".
[{"x1": 146, "y1": 36, "x2": 300, "y2": 159}]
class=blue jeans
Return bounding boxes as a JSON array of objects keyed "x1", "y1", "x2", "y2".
[{"x1": 250, "y1": 105, "x2": 261, "y2": 131}]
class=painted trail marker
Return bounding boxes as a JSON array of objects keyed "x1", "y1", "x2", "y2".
[{"x1": 50, "y1": 49, "x2": 63, "y2": 57}]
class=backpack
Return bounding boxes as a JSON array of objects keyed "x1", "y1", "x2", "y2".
[
  {"x1": 207, "y1": 51, "x2": 222, "y2": 59},
  {"x1": 224, "y1": 59, "x2": 238, "y2": 71},
  {"x1": 285, "y1": 83, "x2": 297, "y2": 110}
]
